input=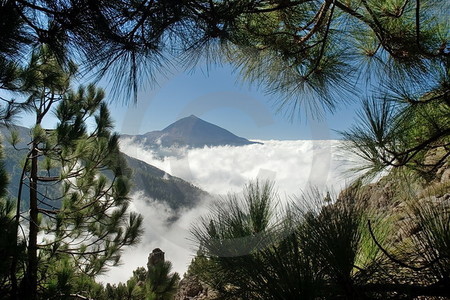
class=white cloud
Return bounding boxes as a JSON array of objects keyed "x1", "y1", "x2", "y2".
[
  {"x1": 120, "y1": 139, "x2": 357, "y2": 196},
  {"x1": 99, "y1": 192, "x2": 213, "y2": 284},
  {"x1": 100, "y1": 139, "x2": 360, "y2": 284}
]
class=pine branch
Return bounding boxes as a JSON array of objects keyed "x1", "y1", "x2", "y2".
[{"x1": 367, "y1": 220, "x2": 444, "y2": 272}]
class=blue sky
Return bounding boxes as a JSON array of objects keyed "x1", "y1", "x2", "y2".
[
  {"x1": 106, "y1": 63, "x2": 360, "y2": 140},
  {"x1": 9, "y1": 62, "x2": 361, "y2": 140}
]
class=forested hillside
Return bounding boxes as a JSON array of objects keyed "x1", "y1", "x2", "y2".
[{"x1": 0, "y1": 126, "x2": 208, "y2": 212}]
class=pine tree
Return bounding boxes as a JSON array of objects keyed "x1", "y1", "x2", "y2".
[
  {"x1": 2, "y1": 1, "x2": 446, "y2": 173},
  {"x1": 191, "y1": 181, "x2": 450, "y2": 299},
  {"x1": 0, "y1": 135, "x2": 7, "y2": 201},
  {"x1": 0, "y1": 135, "x2": 19, "y2": 297},
  {"x1": 1, "y1": 1, "x2": 446, "y2": 108},
  {"x1": 102, "y1": 251, "x2": 180, "y2": 300},
  {"x1": 6, "y1": 46, "x2": 143, "y2": 299},
  {"x1": 146, "y1": 260, "x2": 180, "y2": 300}
]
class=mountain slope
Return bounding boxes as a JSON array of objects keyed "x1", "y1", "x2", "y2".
[
  {"x1": 124, "y1": 154, "x2": 208, "y2": 209},
  {"x1": 121, "y1": 115, "x2": 261, "y2": 148},
  {"x1": 0, "y1": 126, "x2": 208, "y2": 211}
]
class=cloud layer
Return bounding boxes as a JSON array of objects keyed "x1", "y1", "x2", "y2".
[
  {"x1": 99, "y1": 193, "x2": 211, "y2": 284},
  {"x1": 120, "y1": 139, "x2": 357, "y2": 195},
  {"x1": 101, "y1": 139, "x2": 360, "y2": 284}
]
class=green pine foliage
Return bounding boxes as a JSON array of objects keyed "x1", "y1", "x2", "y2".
[
  {"x1": 1, "y1": 2, "x2": 448, "y2": 170},
  {"x1": 41, "y1": 257, "x2": 108, "y2": 300},
  {"x1": 0, "y1": 198, "x2": 14, "y2": 294},
  {"x1": 341, "y1": 94, "x2": 450, "y2": 181},
  {"x1": 104, "y1": 259, "x2": 180, "y2": 300},
  {"x1": 146, "y1": 260, "x2": 180, "y2": 300},
  {"x1": 0, "y1": 136, "x2": 8, "y2": 198},
  {"x1": 0, "y1": 0, "x2": 447, "y2": 107},
  {"x1": 1, "y1": 46, "x2": 143, "y2": 299},
  {"x1": 220, "y1": 0, "x2": 448, "y2": 119},
  {"x1": 0, "y1": 138, "x2": 26, "y2": 298},
  {"x1": 190, "y1": 181, "x2": 450, "y2": 299}
]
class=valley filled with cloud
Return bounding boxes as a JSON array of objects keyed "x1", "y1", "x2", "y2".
[{"x1": 102, "y1": 139, "x2": 361, "y2": 283}]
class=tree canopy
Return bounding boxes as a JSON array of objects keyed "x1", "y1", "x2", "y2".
[
  {"x1": 0, "y1": 0, "x2": 447, "y2": 109},
  {"x1": 0, "y1": 46, "x2": 143, "y2": 299},
  {"x1": 1, "y1": 1, "x2": 447, "y2": 175}
]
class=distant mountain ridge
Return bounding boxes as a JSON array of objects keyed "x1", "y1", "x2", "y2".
[{"x1": 121, "y1": 115, "x2": 262, "y2": 148}]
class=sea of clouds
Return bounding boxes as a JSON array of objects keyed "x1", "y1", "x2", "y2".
[{"x1": 100, "y1": 139, "x2": 362, "y2": 284}]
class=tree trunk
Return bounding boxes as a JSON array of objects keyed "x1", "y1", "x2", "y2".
[
  {"x1": 10, "y1": 155, "x2": 28, "y2": 300},
  {"x1": 24, "y1": 145, "x2": 39, "y2": 300}
]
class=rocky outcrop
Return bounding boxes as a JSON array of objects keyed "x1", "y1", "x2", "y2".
[
  {"x1": 174, "y1": 276, "x2": 219, "y2": 300},
  {"x1": 337, "y1": 148, "x2": 450, "y2": 249},
  {"x1": 148, "y1": 248, "x2": 165, "y2": 267},
  {"x1": 338, "y1": 146, "x2": 450, "y2": 214}
]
